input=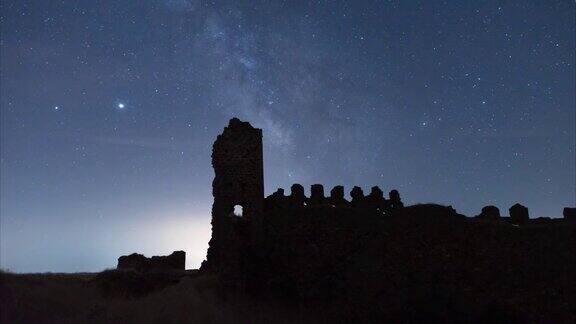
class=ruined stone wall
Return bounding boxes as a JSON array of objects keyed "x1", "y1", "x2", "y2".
[
  {"x1": 117, "y1": 251, "x2": 185, "y2": 272},
  {"x1": 211, "y1": 118, "x2": 264, "y2": 222},
  {"x1": 197, "y1": 118, "x2": 576, "y2": 321},
  {"x1": 202, "y1": 118, "x2": 264, "y2": 273},
  {"x1": 201, "y1": 118, "x2": 575, "y2": 279},
  {"x1": 245, "y1": 205, "x2": 576, "y2": 322}
]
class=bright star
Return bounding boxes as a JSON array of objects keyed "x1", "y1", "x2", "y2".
[{"x1": 118, "y1": 103, "x2": 125, "y2": 109}]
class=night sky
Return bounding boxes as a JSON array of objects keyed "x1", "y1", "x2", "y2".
[{"x1": 1, "y1": 1, "x2": 574, "y2": 272}]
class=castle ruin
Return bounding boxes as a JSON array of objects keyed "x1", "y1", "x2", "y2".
[
  {"x1": 202, "y1": 118, "x2": 405, "y2": 272},
  {"x1": 188, "y1": 118, "x2": 576, "y2": 322},
  {"x1": 201, "y1": 118, "x2": 576, "y2": 276}
]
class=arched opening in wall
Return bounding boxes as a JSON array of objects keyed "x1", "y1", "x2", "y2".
[{"x1": 233, "y1": 205, "x2": 243, "y2": 217}]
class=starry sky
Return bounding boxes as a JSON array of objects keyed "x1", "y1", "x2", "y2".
[{"x1": 1, "y1": 1, "x2": 574, "y2": 272}]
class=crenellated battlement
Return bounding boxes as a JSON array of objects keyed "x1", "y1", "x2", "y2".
[{"x1": 264, "y1": 184, "x2": 403, "y2": 213}]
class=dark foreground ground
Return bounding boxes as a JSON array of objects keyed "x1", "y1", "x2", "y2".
[
  {"x1": 0, "y1": 270, "x2": 307, "y2": 324},
  {"x1": 2, "y1": 205, "x2": 575, "y2": 323}
]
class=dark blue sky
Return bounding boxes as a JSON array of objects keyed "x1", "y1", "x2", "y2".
[{"x1": 1, "y1": 0, "x2": 574, "y2": 272}]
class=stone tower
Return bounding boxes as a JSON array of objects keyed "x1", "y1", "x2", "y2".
[{"x1": 202, "y1": 118, "x2": 264, "y2": 271}]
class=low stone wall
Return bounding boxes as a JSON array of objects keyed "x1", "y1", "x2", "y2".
[{"x1": 117, "y1": 251, "x2": 185, "y2": 272}]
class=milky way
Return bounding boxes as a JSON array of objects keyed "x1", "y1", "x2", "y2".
[{"x1": 1, "y1": 1, "x2": 574, "y2": 272}]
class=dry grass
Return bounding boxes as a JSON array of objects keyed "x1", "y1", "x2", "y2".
[{"x1": 0, "y1": 270, "x2": 305, "y2": 324}]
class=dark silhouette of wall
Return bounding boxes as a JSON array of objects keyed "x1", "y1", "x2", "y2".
[
  {"x1": 202, "y1": 118, "x2": 264, "y2": 273},
  {"x1": 564, "y1": 207, "x2": 576, "y2": 221},
  {"x1": 202, "y1": 118, "x2": 407, "y2": 273},
  {"x1": 117, "y1": 251, "x2": 185, "y2": 272},
  {"x1": 199, "y1": 118, "x2": 576, "y2": 322},
  {"x1": 203, "y1": 118, "x2": 575, "y2": 274}
]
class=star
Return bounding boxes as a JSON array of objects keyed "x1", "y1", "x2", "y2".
[{"x1": 117, "y1": 103, "x2": 125, "y2": 109}]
